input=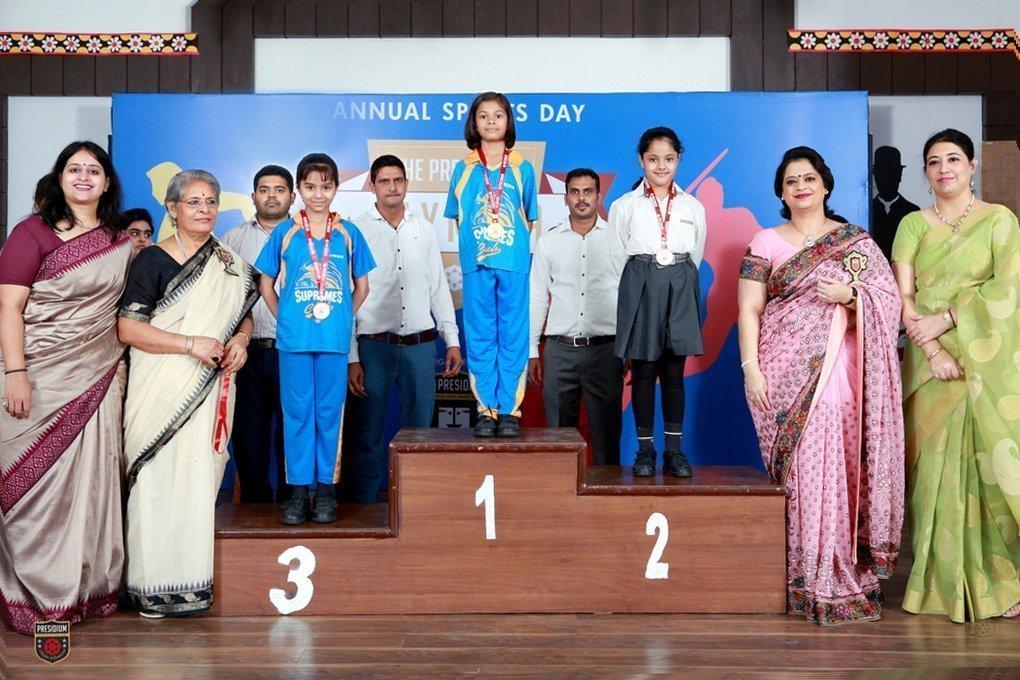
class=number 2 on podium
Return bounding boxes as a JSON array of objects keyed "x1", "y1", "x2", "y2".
[
  {"x1": 475, "y1": 474, "x2": 496, "y2": 540},
  {"x1": 645, "y1": 512, "x2": 669, "y2": 579}
]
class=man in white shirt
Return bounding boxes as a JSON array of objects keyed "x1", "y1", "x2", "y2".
[
  {"x1": 347, "y1": 155, "x2": 463, "y2": 502},
  {"x1": 528, "y1": 169, "x2": 623, "y2": 465},
  {"x1": 221, "y1": 165, "x2": 295, "y2": 502}
]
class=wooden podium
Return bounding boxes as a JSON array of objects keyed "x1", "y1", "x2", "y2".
[{"x1": 212, "y1": 428, "x2": 787, "y2": 616}]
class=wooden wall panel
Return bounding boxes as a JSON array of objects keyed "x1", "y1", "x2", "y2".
[
  {"x1": 474, "y1": 0, "x2": 507, "y2": 36},
  {"x1": 222, "y1": 0, "x2": 257, "y2": 93},
  {"x1": 698, "y1": 0, "x2": 730, "y2": 37},
  {"x1": 538, "y1": 0, "x2": 570, "y2": 36},
  {"x1": 443, "y1": 0, "x2": 475, "y2": 36},
  {"x1": 794, "y1": 53, "x2": 826, "y2": 91},
  {"x1": 0, "y1": 58, "x2": 32, "y2": 95},
  {"x1": 505, "y1": 0, "x2": 539, "y2": 36},
  {"x1": 891, "y1": 54, "x2": 924, "y2": 94},
  {"x1": 316, "y1": 0, "x2": 350, "y2": 36},
  {"x1": 762, "y1": 0, "x2": 794, "y2": 91},
  {"x1": 924, "y1": 54, "x2": 957, "y2": 94},
  {"x1": 253, "y1": 0, "x2": 287, "y2": 36},
  {"x1": 95, "y1": 57, "x2": 127, "y2": 97},
  {"x1": 667, "y1": 0, "x2": 698, "y2": 36},
  {"x1": 633, "y1": 0, "x2": 668, "y2": 37},
  {"x1": 730, "y1": 0, "x2": 763, "y2": 91},
  {"x1": 159, "y1": 57, "x2": 191, "y2": 93},
  {"x1": 285, "y1": 0, "x2": 319, "y2": 37},
  {"x1": 411, "y1": 0, "x2": 444, "y2": 36},
  {"x1": 826, "y1": 54, "x2": 859, "y2": 91},
  {"x1": 30, "y1": 56, "x2": 63, "y2": 95},
  {"x1": 859, "y1": 55, "x2": 892, "y2": 95},
  {"x1": 191, "y1": 0, "x2": 225, "y2": 92},
  {"x1": 377, "y1": 1, "x2": 409, "y2": 36},
  {"x1": 62, "y1": 57, "x2": 95, "y2": 96},
  {"x1": 601, "y1": 0, "x2": 633, "y2": 37},
  {"x1": 569, "y1": 0, "x2": 602, "y2": 36},
  {"x1": 126, "y1": 57, "x2": 159, "y2": 93},
  {"x1": 956, "y1": 54, "x2": 990, "y2": 94}
]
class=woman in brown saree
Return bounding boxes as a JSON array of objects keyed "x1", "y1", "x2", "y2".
[
  {"x1": 0, "y1": 141, "x2": 131, "y2": 635},
  {"x1": 118, "y1": 169, "x2": 257, "y2": 618}
]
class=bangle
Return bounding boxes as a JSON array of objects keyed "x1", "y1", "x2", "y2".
[
  {"x1": 926, "y1": 347, "x2": 943, "y2": 360},
  {"x1": 184, "y1": 336, "x2": 195, "y2": 356},
  {"x1": 740, "y1": 357, "x2": 759, "y2": 369},
  {"x1": 235, "y1": 331, "x2": 251, "y2": 347},
  {"x1": 3, "y1": 368, "x2": 27, "y2": 375}
]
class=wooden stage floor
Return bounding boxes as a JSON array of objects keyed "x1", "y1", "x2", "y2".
[{"x1": 3, "y1": 545, "x2": 1019, "y2": 678}]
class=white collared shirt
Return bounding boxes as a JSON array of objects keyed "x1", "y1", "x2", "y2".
[
  {"x1": 222, "y1": 217, "x2": 283, "y2": 339},
  {"x1": 607, "y1": 182, "x2": 706, "y2": 275},
  {"x1": 529, "y1": 217, "x2": 618, "y2": 358},
  {"x1": 350, "y1": 205, "x2": 460, "y2": 363}
]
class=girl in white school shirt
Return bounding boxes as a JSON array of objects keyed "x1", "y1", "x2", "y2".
[{"x1": 608, "y1": 126, "x2": 706, "y2": 479}]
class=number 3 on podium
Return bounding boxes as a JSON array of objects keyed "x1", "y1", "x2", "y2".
[{"x1": 475, "y1": 474, "x2": 496, "y2": 540}]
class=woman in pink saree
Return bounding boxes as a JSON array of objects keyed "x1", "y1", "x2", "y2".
[
  {"x1": 0, "y1": 141, "x2": 131, "y2": 634},
  {"x1": 738, "y1": 147, "x2": 904, "y2": 625}
]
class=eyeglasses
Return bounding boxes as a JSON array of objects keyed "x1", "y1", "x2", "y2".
[{"x1": 181, "y1": 198, "x2": 219, "y2": 209}]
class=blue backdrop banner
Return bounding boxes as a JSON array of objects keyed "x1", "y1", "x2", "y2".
[{"x1": 112, "y1": 91, "x2": 869, "y2": 470}]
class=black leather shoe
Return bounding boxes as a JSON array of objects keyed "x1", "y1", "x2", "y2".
[
  {"x1": 474, "y1": 415, "x2": 497, "y2": 437},
  {"x1": 632, "y1": 451, "x2": 656, "y2": 477},
  {"x1": 311, "y1": 493, "x2": 338, "y2": 523},
  {"x1": 496, "y1": 415, "x2": 521, "y2": 437},
  {"x1": 664, "y1": 450, "x2": 693, "y2": 478},
  {"x1": 280, "y1": 496, "x2": 309, "y2": 525}
]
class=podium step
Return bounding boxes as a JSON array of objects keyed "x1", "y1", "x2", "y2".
[{"x1": 212, "y1": 428, "x2": 786, "y2": 617}]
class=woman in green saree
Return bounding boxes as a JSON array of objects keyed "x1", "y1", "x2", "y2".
[{"x1": 892, "y1": 128, "x2": 1020, "y2": 622}]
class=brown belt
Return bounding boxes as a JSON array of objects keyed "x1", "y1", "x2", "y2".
[
  {"x1": 359, "y1": 328, "x2": 438, "y2": 346},
  {"x1": 545, "y1": 335, "x2": 615, "y2": 347},
  {"x1": 251, "y1": 338, "x2": 276, "y2": 349}
]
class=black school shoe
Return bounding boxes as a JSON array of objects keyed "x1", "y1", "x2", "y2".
[
  {"x1": 664, "y1": 449, "x2": 693, "y2": 478},
  {"x1": 280, "y1": 496, "x2": 309, "y2": 525},
  {"x1": 474, "y1": 415, "x2": 497, "y2": 437},
  {"x1": 496, "y1": 415, "x2": 521, "y2": 437},
  {"x1": 312, "y1": 493, "x2": 338, "y2": 523},
  {"x1": 632, "y1": 450, "x2": 656, "y2": 477}
]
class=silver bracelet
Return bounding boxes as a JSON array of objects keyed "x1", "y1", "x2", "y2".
[
  {"x1": 184, "y1": 335, "x2": 195, "y2": 356},
  {"x1": 740, "y1": 357, "x2": 759, "y2": 368}
]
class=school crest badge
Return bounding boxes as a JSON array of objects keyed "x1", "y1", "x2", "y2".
[{"x1": 34, "y1": 620, "x2": 70, "y2": 664}]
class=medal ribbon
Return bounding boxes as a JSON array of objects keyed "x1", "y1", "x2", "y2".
[
  {"x1": 477, "y1": 147, "x2": 510, "y2": 223},
  {"x1": 300, "y1": 209, "x2": 334, "y2": 303},
  {"x1": 212, "y1": 371, "x2": 231, "y2": 454},
  {"x1": 645, "y1": 180, "x2": 677, "y2": 251}
]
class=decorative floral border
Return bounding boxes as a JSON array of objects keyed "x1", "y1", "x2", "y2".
[
  {"x1": 0, "y1": 32, "x2": 198, "y2": 56},
  {"x1": 788, "y1": 28, "x2": 1018, "y2": 58}
]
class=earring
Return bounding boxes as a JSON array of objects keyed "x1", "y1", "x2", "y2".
[
  {"x1": 970, "y1": 180, "x2": 975, "y2": 191},
  {"x1": 928, "y1": 186, "x2": 933, "y2": 195}
]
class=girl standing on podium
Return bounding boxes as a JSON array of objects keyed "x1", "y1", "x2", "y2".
[
  {"x1": 256, "y1": 153, "x2": 375, "y2": 526},
  {"x1": 609, "y1": 126, "x2": 706, "y2": 478},
  {"x1": 444, "y1": 92, "x2": 539, "y2": 438}
]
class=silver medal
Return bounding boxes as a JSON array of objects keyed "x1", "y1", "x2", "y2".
[
  {"x1": 312, "y1": 301, "x2": 332, "y2": 320},
  {"x1": 655, "y1": 249, "x2": 675, "y2": 267}
]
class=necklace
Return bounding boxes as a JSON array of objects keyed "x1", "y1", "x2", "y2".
[
  {"x1": 933, "y1": 194, "x2": 975, "y2": 233},
  {"x1": 797, "y1": 218, "x2": 827, "y2": 247},
  {"x1": 174, "y1": 231, "x2": 191, "y2": 261}
]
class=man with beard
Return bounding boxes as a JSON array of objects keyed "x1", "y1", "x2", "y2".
[
  {"x1": 222, "y1": 165, "x2": 295, "y2": 502},
  {"x1": 528, "y1": 168, "x2": 623, "y2": 465}
]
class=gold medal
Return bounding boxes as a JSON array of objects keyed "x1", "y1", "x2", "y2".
[{"x1": 485, "y1": 221, "x2": 505, "y2": 241}]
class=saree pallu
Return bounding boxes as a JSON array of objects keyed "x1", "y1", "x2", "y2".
[
  {"x1": 122, "y1": 239, "x2": 257, "y2": 615},
  {"x1": 0, "y1": 230, "x2": 131, "y2": 635},
  {"x1": 740, "y1": 224, "x2": 904, "y2": 625},
  {"x1": 895, "y1": 205, "x2": 1020, "y2": 622}
]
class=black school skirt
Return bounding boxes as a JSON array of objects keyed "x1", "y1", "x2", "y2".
[{"x1": 614, "y1": 254, "x2": 704, "y2": 361}]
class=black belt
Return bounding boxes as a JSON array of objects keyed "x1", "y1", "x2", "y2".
[
  {"x1": 251, "y1": 338, "x2": 276, "y2": 349},
  {"x1": 360, "y1": 328, "x2": 438, "y2": 346},
  {"x1": 631, "y1": 253, "x2": 690, "y2": 265},
  {"x1": 545, "y1": 335, "x2": 615, "y2": 347}
]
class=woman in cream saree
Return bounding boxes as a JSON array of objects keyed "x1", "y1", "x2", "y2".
[
  {"x1": 893, "y1": 130, "x2": 1020, "y2": 622},
  {"x1": 119, "y1": 169, "x2": 257, "y2": 617}
]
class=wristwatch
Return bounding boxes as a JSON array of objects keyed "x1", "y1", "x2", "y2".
[
  {"x1": 942, "y1": 310, "x2": 954, "y2": 327},
  {"x1": 847, "y1": 286, "x2": 858, "y2": 304}
]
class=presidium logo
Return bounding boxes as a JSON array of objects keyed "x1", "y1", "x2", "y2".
[{"x1": 34, "y1": 620, "x2": 70, "y2": 664}]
